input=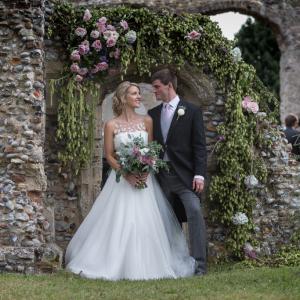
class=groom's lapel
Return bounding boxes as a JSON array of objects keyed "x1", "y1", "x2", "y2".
[{"x1": 166, "y1": 99, "x2": 184, "y2": 143}]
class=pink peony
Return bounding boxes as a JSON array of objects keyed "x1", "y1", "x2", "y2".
[
  {"x1": 91, "y1": 40, "x2": 102, "y2": 51},
  {"x1": 75, "y1": 75, "x2": 83, "y2": 82},
  {"x1": 78, "y1": 68, "x2": 88, "y2": 76},
  {"x1": 106, "y1": 38, "x2": 117, "y2": 47},
  {"x1": 96, "y1": 62, "x2": 109, "y2": 71},
  {"x1": 75, "y1": 27, "x2": 87, "y2": 38},
  {"x1": 83, "y1": 9, "x2": 92, "y2": 22},
  {"x1": 90, "y1": 30, "x2": 100, "y2": 39},
  {"x1": 120, "y1": 20, "x2": 129, "y2": 30},
  {"x1": 91, "y1": 67, "x2": 99, "y2": 74},
  {"x1": 70, "y1": 63, "x2": 80, "y2": 73},
  {"x1": 70, "y1": 50, "x2": 80, "y2": 61},
  {"x1": 185, "y1": 30, "x2": 201, "y2": 40},
  {"x1": 242, "y1": 96, "x2": 251, "y2": 108}
]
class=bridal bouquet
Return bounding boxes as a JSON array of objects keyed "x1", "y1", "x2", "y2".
[{"x1": 115, "y1": 135, "x2": 168, "y2": 189}]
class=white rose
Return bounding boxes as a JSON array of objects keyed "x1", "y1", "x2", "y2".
[{"x1": 177, "y1": 108, "x2": 185, "y2": 117}]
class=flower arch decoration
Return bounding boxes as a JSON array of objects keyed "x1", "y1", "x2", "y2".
[{"x1": 49, "y1": 2, "x2": 279, "y2": 258}]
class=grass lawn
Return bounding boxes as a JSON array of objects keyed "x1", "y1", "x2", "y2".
[{"x1": 0, "y1": 265, "x2": 299, "y2": 300}]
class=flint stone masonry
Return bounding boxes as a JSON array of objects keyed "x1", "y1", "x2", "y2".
[{"x1": 0, "y1": 0, "x2": 299, "y2": 273}]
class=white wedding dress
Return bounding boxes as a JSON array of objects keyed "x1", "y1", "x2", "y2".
[{"x1": 65, "y1": 126, "x2": 195, "y2": 280}]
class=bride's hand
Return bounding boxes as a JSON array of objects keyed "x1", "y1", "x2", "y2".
[
  {"x1": 139, "y1": 172, "x2": 149, "y2": 183},
  {"x1": 124, "y1": 173, "x2": 141, "y2": 187}
]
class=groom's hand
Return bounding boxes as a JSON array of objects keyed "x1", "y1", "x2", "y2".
[{"x1": 193, "y1": 178, "x2": 204, "y2": 193}]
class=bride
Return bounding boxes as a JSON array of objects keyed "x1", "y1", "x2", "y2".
[{"x1": 65, "y1": 81, "x2": 195, "y2": 280}]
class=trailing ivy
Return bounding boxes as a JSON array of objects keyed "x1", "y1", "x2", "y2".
[{"x1": 49, "y1": 2, "x2": 279, "y2": 257}]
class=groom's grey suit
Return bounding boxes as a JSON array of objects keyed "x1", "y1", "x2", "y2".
[{"x1": 148, "y1": 97, "x2": 207, "y2": 274}]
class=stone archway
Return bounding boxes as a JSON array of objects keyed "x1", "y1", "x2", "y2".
[{"x1": 70, "y1": 0, "x2": 300, "y2": 123}]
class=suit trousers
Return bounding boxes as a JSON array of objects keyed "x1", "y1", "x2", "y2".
[{"x1": 157, "y1": 166, "x2": 207, "y2": 272}]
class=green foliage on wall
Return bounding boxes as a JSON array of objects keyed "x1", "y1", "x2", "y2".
[{"x1": 49, "y1": 2, "x2": 279, "y2": 257}]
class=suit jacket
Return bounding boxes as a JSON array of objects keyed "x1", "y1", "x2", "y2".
[
  {"x1": 284, "y1": 127, "x2": 300, "y2": 157},
  {"x1": 148, "y1": 99, "x2": 207, "y2": 221}
]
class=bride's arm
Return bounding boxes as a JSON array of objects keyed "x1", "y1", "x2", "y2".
[
  {"x1": 104, "y1": 120, "x2": 120, "y2": 171},
  {"x1": 144, "y1": 115, "x2": 153, "y2": 143}
]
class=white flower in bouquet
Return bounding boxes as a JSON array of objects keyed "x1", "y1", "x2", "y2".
[
  {"x1": 140, "y1": 147, "x2": 150, "y2": 155},
  {"x1": 232, "y1": 212, "x2": 249, "y2": 225}
]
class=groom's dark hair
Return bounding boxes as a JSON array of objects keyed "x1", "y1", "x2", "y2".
[{"x1": 151, "y1": 68, "x2": 177, "y2": 90}]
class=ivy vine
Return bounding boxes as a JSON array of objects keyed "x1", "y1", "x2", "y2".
[{"x1": 48, "y1": 1, "x2": 279, "y2": 257}]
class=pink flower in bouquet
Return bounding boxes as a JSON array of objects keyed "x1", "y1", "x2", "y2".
[
  {"x1": 132, "y1": 146, "x2": 140, "y2": 156},
  {"x1": 83, "y1": 9, "x2": 92, "y2": 22},
  {"x1": 106, "y1": 37, "x2": 117, "y2": 47},
  {"x1": 90, "y1": 30, "x2": 100, "y2": 39},
  {"x1": 75, "y1": 74, "x2": 83, "y2": 82},
  {"x1": 114, "y1": 48, "x2": 121, "y2": 59},
  {"x1": 78, "y1": 67, "x2": 88, "y2": 76},
  {"x1": 70, "y1": 63, "x2": 80, "y2": 73},
  {"x1": 120, "y1": 20, "x2": 129, "y2": 30},
  {"x1": 70, "y1": 50, "x2": 80, "y2": 61},
  {"x1": 75, "y1": 27, "x2": 87, "y2": 38},
  {"x1": 185, "y1": 30, "x2": 201, "y2": 40},
  {"x1": 78, "y1": 43, "x2": 90, "y2": 55},
  {"x1": 91, "y1": 40, "x2": 102, "y2": 51},
  {"x1": 96, "y1": 62, "x2": 109, "y2": 71}
]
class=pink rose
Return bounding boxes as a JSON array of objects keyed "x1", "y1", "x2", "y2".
[
  {"x1": 106, "y1": 38, "x2": 117, "y2": 47},
  {"x1": 97, "y1": 23, "x2": 106, "y2": 33},
  {"x1": 247, "y1": 101, "x2": 259, "y2": 114},
  {"x1": 107, "y1": 24, "x2": 116, "y2": 31},
  {"x1": 78, "y1": 44, "x2": 89, "y2": 55},
  {"x1": 96, "y1": 62, "x2": 109, "y2": 71},
  {"x1": 83, "y1": 9, "x2": 92, "y2": 22},
  {"x1": 185, "y1": 30, "x2": 201, "y2": 40},
  {"x1": 90, "y1": 30, "x2": 100, "y2": 39},
  {"x1": 242, "y1": 96, "x2": 252, "y2": 110},
  {"x1": 97, "y1": 17, "x2": 107, "y2": 25},
  {"x1": 70, "y1": 50, "x2": 80, "y2": 61},
  {"x1": 120, "y1": 20, "x2": 128, "y2": 30},
  {"x1": 78, "y1": 68, "x2": 88, "y2": 76},
  {"x1": 75, "y1": 27, "x2": 87, "y2": 38},
  {"x1": 75, "y1": 75, "x2": 83, "y2": 82},
  {"x1": 70, "y1": 63, "x2": 80, "y2": 73},
  {"x1": 91, "y1": 67, "x2": 99, "y2": 74},
  {"x1": 91, "y1": 40, "x2": 102, "y2": 51},
  {"x1": 81, "y1": 40, "x2": 89, "y2": 47}
]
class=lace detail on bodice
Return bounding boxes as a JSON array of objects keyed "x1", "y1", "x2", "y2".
[
  {"x1": 113, "y1": 120, "x2": 148, "y2": 151},
  {"x1": 113, "y1": 120, "x2": 146, "y2": 135}
]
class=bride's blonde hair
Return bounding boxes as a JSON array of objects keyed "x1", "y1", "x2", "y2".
[{"x1": 112, "y1": 81, "x2": 140, "y2": 116}]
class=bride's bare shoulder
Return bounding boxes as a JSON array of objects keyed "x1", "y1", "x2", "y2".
[{"x1": 105, "y1": 118, "x2": 118, "y2": 131}]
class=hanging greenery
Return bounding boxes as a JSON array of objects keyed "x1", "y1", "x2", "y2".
[{"x1": 48, "y1": 1, "x2": 279, "y2": 257}]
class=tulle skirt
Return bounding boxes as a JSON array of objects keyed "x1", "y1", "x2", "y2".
[{"x1": 65, "y1": 171, "x2": 195, "y2": 280}]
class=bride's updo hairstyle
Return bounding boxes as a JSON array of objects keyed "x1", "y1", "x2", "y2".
[{"x1": 112, "y1": 81, "x2": 140, "y2": 116}]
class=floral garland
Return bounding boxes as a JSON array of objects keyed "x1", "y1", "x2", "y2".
[{"x1": 49, "y1": 2, "x2": 279, "y2": 257}]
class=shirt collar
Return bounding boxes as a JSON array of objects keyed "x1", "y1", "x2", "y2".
[{"x1": 167, "y1": 95, "x2": 180, "y2": 109}]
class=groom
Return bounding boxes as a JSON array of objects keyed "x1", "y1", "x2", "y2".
[{"x1": 148, "y1": 68, "x2": 208, "y2": 275}]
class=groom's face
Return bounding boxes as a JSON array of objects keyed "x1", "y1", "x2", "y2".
[{"x1": 152, "y1": 79, "x2": 170, "y2": 102}]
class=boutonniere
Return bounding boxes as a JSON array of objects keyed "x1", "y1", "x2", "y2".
[{"x1": 176, "y1": 105, "x2": 186, "y2": 120}]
